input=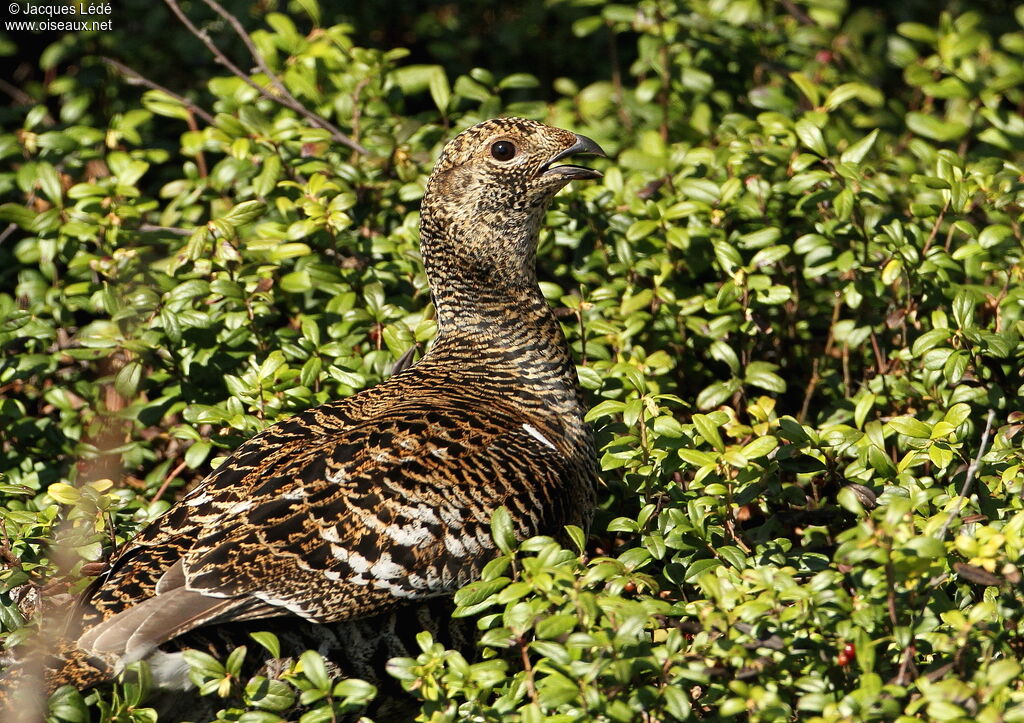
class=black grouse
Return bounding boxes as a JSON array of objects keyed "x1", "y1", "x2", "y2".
[{"x1": 0, "y1": 117, "x2": 604, "y2": 715}]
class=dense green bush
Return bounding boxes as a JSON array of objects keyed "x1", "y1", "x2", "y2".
[{"x1": 3, "y1": 0, "x2": 1024, "y2": 720}]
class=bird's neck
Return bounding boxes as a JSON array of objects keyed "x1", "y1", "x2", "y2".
[{"x1": 419, "y1": 217, "x2": 586, "y2": 426}]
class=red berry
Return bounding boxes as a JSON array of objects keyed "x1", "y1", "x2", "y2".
[{"x1": 844, "y1": 643, "x2": 856, "y2": 661}]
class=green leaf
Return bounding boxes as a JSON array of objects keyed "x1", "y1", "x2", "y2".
[
  {"x1": 47, "y1": 483, "x2": 80, "y2": 505},
  {"x1": 453, "y1": 577, "x2": 509, "y2": 608},
  {"x1": 854, "y1": 393, "x2": 875, "y2": 429},
  {"x1": 824, "y1": 82, "x2": 883, "y2": 110},
  {"x1": 498, "y1": 73, "x2": 539, "y2": 89},
  {"x1": 912, "y1": 328, "x2": 952, "y2": 357},
  {"x1": 745, "y1": 363, "x2": 786, "y2": 393},
  {"x1": 47, "y1": 685, "x2": 89, "y2": 723},
  {"x1": 678, "y1": 448, "x2": 717, "y2": 467},
  {"x1": 0, "y1": 203, "x2": 37, "y2": 229},
  {"x1": 182, "y1": 649, "x2": 225, "y2": 676},
  {"x1": 692, "y1": 413, "x2": 724, "y2": 451},
  {"x1": 898, "y1": 22, "x2": 937, "y2": 43},
  {"x1": 564, "y1": 524, "x2": 586, "y2": 555},
  {"x1": 838, "y1": 486, "x2": 865, "y2": 515},
  {"x1": 928, "y1": 443, "x2": 954, "y2": 469},
  {"x1": 717, "y1": 545, "x2": 746, "y2": 569},
  {"x1": 223, "y1": 200, "x2": 267, "y2": 226},
  {"x1": 536, "y1": 613, "x2": 578, "y2": 639},
  {"x1": 663, "y1": 686, "x2": 692, "y2": 720},
  {"x1": 887, "y1": 416, "x2": 932, "y2": 438},
  {"x1": 795, "y1": 118, "x2": 827, "y2": 156},
  {"x1": 740, "y1": 435, "x2": 777, "y2": 459},
  {"x1": 881, "y1": 258, "x2": 902, "y2": 284},
  {"x1": 684, "y1": 558, "x2": 722, "y2": 582},
  {"x1": 185, "y1": 440, "x2": 212, "y2": 469},
  {"x1": 249, "y1": 631, "x2": 281, "y2": 659},
  {"x1": 332, "y1": 677, "x2": 376, "y2": 701},
  {"x1": 585, "y1": 399, "x2": 625, "y2": 421},
  {"x1": 943, "y1": 403, "x2": 971, "y2": 428},
  {"x1": 35, "y1": 162, "x2": 63, "y2": 206},
  {"x1": 428, "y1": 66, "x2": 451, "y2": 112},
  {"x1": 906, "y1": 112, "x2": 969, "y2": 142},
  {"x1": 840, "y1": 129, "x2": 879, "y2": 164},
  {"x1": 943, "y1": 350, "x2": 968, "y2": 384},
  {"x1": 952, "y1": 291, "x2": 976, "y2": 330},
  {"x1": 298, "y1": 650, "x2": 330, "y2": 691},
  {"x1": 790, "y1": 72, "x2": 821, "y2": 106},
  {"x1": 225, "y1": 645, "x2": 247, "y2": 677},
  {"x1": 491, "y1": 506, "x2": 517, "y2": 554},
  {"x1": 114, "y1": 360, "x2": 143, "y2": 398},
  {"x1": 906, "y1": 536, "x2": 945, "y2": 559}
]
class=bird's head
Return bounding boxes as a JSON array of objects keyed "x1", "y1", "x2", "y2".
[
  {"x1": 426, "y1": 117, "x2": 604, "y2": 208},
  {"x1": 420, "y1": 118, "x2": 605, "y2": 297}
]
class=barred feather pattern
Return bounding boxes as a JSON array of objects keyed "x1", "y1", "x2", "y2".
[{"x1": 0, "y1": 117, "x2": 602, "y2": 712}]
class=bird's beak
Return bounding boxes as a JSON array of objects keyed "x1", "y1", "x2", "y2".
[{"x1": 539, "y1": 134, "x2": 606, "y2": 180}]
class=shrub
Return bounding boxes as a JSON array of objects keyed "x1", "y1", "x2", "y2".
[{"x1": 2, "y1": 0, "x2": 1024, "y2": 720}]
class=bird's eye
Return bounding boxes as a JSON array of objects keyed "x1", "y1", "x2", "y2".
[{"x1": 490, "y1": 141, "x2": 516, "y2": 161}]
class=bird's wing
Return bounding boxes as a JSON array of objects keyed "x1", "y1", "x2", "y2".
[{"x1": 76, "y1": 402, "x2": 572, "y2": 662}]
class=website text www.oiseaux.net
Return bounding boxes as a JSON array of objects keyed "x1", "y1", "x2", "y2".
[{"x1": 5, "y1": 2, "x2": 112, "y2": 32}]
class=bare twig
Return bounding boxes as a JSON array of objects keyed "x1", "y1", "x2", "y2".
[
  {"x1": 0, "y1": 79, "x2": 54, "y2": 124},
  {"x1": 518, "y1": 636, "x2": 539, "y2": 704},
  {"x1": 607, "y1": 21, "x2": 631, "y2": 132},
  {"x1": 162, "y1": 0, "x2": 370, "y2": 156},
  {"x1": 201, "y1": 0, "x2": 297, "y2": 113},
  {"x1": 151, "y1": 459, "x2": 188, "y2": 504},
  {"x1": 841, "y1": 342, "x2": 850, "y2": 399},
  {"x1": 138, "y1": 223, "x2": 193, "y2": 236},
  {"x1": 778, "y1": 0, "x2": 814, "y2": 25},
  {"x1": 800, "y1": 292, "x2": 842, "y2": 422},
  {"x1": 0, "y1": 223, "x2": 18, "y2": 245},
  {"x1": 100, "y1": 56, "x2": 216, "y2": 126},
  {"x1": 936, "y1": 409, "x2": 997, "y2": 540},
  {"x1": 884, "y1": 539, "x2": 898, "y2": 626},
  {"x1": 920, "y1": 200, "x2": 949, "y2": 257},
  {"x1": 798, "y1": 357, "x2": 819, "y2": 423},
  {"x1": 895, "y1": 642, "x2": 917, "y2": 686},
  {"x1": 869, "y1": 330, "x2": 888, "y2": 375}
]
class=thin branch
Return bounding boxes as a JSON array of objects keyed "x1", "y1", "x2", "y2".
[
  {"x1": 202, "y1": 0, "x2": 296, "y2": 112},
  {"x1": 920, "y1": 200, "x2": 949, "y2": 257},
  {"x1": 798, "y1": 357, "x2": 819, "y2": 423},
  {"x1": 518, "y1": 635, "x2": 539, "y2": 704},
  {"x1": 936, "y1": 409, "x2": 996, "y2": 540},
  {"x1": 151, "y1": 459, "x2": 188, "y2": 504},
  {"x1": 162, "y1": 0, "x2": 370, "y2": 156},
  {"x1": 869, "y1": 330, "x2": 888, "y2": 375},
  {"x1": 0, "y1": 223, "x2": 17, "y2": 246},
  {"x1": 778, "y1": 0, "x2": 814, "y2": 26},
  {"x1": 100, "y1": 56, "x2": 216, "y2": 126},
  {"x1": 0, "y1": 79, "x2": 54, "y2": 125},
  {"x1": 895, "y1": 642, "x2": 917, "y2": 686},
  {"x1": 138, "y1": 224, "x2": 193, "y2": 236}
]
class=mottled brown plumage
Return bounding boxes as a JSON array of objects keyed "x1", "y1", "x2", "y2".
[{"x1": 1, "y1": 117, "x2": 603, "y2": 712}]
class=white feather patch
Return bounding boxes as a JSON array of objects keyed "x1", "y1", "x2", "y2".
[
  {"x1": 383, "y1": 522, "x2": 433, "y2": 546},
  {"x1": 226, "y1": 500, "x2": 253, "y2": 515},
  {"x1": 184, "y1": 492, "x2": 211, "y2": 507},
  {"x1": 147, "y1": 650, "x2": 194, "y2": 690},
  {"x1": 522, "y1": 423, "x2": 556, "y2": 451}
]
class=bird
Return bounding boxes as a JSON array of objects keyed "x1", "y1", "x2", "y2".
[{"x1": 0, "y1": 117, "x2": 604, "y2": 717}]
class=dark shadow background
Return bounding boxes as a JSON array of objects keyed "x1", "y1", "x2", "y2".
[{"x1": 2, "y1": 0, "x2": 1016, "y2": 132}]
